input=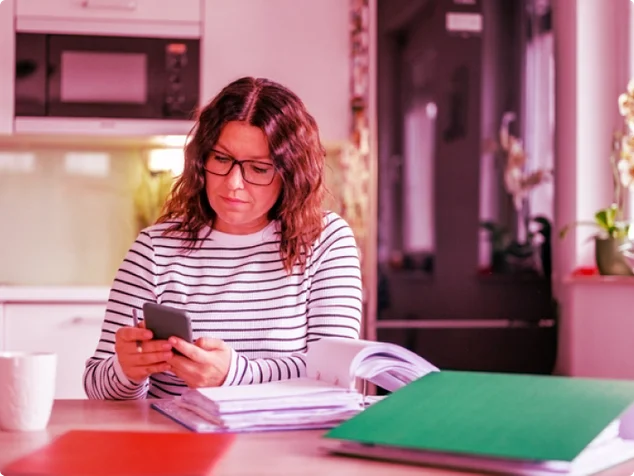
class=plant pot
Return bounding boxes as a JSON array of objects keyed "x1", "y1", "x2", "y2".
[{"x1": 595, "y1": 237, "x2": 634, "y2": 276}]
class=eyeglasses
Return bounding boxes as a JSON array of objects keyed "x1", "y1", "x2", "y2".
[{"x1": 203, "y1": 150, "x2": 277, "y2": 186}]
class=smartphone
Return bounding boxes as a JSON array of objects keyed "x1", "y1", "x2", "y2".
[{"x1": 142, "y1": 302, "x2": 193, "y2": 356}]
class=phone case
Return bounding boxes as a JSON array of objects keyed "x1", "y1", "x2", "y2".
[{"x1": 142, "y1": 302, "x2": 193, "y2": 344}]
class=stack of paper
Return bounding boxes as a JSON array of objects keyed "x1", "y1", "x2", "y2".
[
  {"x1": 153, "y1": 378, "x2": 369, "y2": 433},
  {"x1": 151, "y1": 337, "x2": 435, "y2": 433}
]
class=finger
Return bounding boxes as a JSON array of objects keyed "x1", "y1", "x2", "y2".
[
  {"x1": 195, "y1": 337, "x2": 226, "y2": 351},
  {"x1": 168, "y1": 337, "x2": 205, "y2": 362},
  {"x1": 132, "y1": 350, "x2": 174, "y2": 366},
  {"x1": 117, "y1": 326, "x2": 153, "y2": 342},
  {"x1": 168, "y1": 354, "x2": 198, "y2": 373},
  {"x1": 168, "y1": 356, "x2": 199, "y2": 386},
  {"x1": 135, "y1": 340, "x2": 173, "y2": 354},
  {"x1": 128, "y1": 362, "x2": 171, "y2": 380},
  {"x1": 121, "y1": 353, "x2": 172, "y2": 380},
  {"x1": 115, "y1": 340, "x2": 171, "y2": 360}
]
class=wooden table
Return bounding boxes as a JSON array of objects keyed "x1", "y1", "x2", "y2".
[{"x1": 1, "y1": 400, "x2": 633, "y2": 476}]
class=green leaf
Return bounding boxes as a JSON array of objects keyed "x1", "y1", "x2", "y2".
[
  {"x1": 595, "y1": 209, "x2": 611, "y2": 230},
  {"x1": 558, "y1": 221, "x2": 601, "y2": 239}
]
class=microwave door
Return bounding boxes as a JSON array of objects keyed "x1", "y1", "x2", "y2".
[{"x1": 47, "y1": 35, "x2": 163, "y2": 120}]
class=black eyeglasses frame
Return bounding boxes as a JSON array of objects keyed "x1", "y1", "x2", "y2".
[{"x1": 202, "y1": 150, "x2": 278, "y2": 186}]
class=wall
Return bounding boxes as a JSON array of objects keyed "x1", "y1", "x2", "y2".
[
  {"x1": 0, "y1": 142, "x2": 346, "y2": 286},
  {"x1": 201, "y1": 0, "x2": 350, "y2": 144},
  {"x1": 0, "y1": 143, "x2": 144, "y2": 286}
]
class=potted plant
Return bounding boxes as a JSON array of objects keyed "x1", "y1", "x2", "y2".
[
  {"x1": 480, "y1": 112, "x2": 553, "y2": 276},
  {"x1": 559, "y1": 204, "x2": 632, "y2": 276},
  {"x1": 559, "y1": 80, "x2": 634, "y2": 275},
  {"x1": 481, "y1": 216, "x2": 552, "y2": 276}
]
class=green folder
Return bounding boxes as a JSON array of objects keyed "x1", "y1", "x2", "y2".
[{"x1": 324, "y1": 371, "x2": 634, "y2": 474}]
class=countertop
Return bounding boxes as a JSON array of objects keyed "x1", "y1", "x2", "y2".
[
  {"x1": 0, "y1": 286, "x2": 110, "y2": 303},
  {"x1": 0, "y1": 400, "x2": 443, "y2": 476},
  {"x1": 1, "y1": 400, "x2": 633, "y2": 476},
  {"x1": 563, "y1": 274, "x2": 634, "y2": 285}
]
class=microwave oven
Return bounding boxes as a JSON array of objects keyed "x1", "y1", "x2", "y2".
[{"x1": 15, "y1": 33, "x2": 200, "y2": 130}]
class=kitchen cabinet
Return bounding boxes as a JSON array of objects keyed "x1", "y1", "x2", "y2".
[
  {"x1": 16, "y1": 0, "x2": 202, "y2": 25},
  {"x1": 0, "y1": 0, "x2": 15, "y2": 135},
  {"x1": 201, "y1": 0, "x2": 350, "y2": 144},
  {"x1": 3, "y1": 303, "x2": 106, "y2": 399},
  {"x1": 15, "y1": 0, "x2": 202, "y2": 37},
  {"x1": 0, "y1": 287, "x2": 109, "y2": 400}
]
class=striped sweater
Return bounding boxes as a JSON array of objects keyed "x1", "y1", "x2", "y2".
[{"x1": 83, "y1": 212, "x2": 363, "y2": 399}]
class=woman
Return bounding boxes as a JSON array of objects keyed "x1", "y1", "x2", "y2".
[{"x1": 83, "y1": 77, "x2": 363, "y2": 400}]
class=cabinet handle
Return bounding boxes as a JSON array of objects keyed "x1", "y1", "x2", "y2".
[
  {"x1": 80, "y1": 0, "x2": 138, "y2": 11},
  {"x1": 68, "y1": 316, "x2": 102, "y2": 326}
]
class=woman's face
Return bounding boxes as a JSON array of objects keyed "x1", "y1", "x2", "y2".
[{"x1": 204, "y1": 121, "x2": 282, "y2": 235}]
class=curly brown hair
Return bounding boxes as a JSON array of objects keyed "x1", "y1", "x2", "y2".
[{"x1": 157, "y1": 77, "x2": 326, "y2": 273}]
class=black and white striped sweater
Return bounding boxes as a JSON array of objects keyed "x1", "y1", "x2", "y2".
[{"x1": 83, "y1": 212, "x2": 363, "y2": 399}]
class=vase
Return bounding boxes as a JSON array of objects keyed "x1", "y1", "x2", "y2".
[{"x1": 594, "y1": 237, "x2": 634, "y2": 276}]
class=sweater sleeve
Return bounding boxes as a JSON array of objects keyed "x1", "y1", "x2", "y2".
[
  {"x1": 222, "y1": 216, "x2": 363, "y2": 386},
  {"x1": 83, "y1": 230, "x2": 158, "y2": 399}
]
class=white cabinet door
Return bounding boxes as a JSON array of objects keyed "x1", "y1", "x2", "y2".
[
  {"x1": 201, "y1": 0, "x2": 350, "y2": 143},
  {"x1": 0, "y1": 304, "x2": 5, "y2": 351},
  {"x1": 4, "y1": 303, "x2": 106, "y2": 399},
  {"x1": 0, "y1": 0, "x2": 15, "y2": 135},
  {"x1": 16, "y1": 0, "x2": 201, "y2": 24},
  {"x1": 16, "y1": 0, "x2": 202, "y2": 37}
]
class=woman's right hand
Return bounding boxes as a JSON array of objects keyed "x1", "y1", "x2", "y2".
[{"x1": 114, "y1": 324, "x2": 173, "y2": 382}]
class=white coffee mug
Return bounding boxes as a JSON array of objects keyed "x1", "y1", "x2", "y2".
[{"x1": 0, "y1": 352, "x2": 57, "y2": 431}]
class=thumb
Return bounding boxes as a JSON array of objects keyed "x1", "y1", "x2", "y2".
[{"x1": 195, "y1": 337, "x2": 226, "y2": 350}]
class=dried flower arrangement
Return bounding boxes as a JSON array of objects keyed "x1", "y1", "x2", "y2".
[{"x1": 337, "y1": 0, "x2": 371, "y2": 266}]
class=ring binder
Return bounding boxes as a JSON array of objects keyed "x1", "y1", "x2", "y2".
[{"x1": 326, "y1": 371, "x2": 634, "y2": 475}]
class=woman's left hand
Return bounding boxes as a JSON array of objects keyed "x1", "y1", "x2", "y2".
[{"x1": 167, "y1": 337, "x2": 232, "y2": 388}]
